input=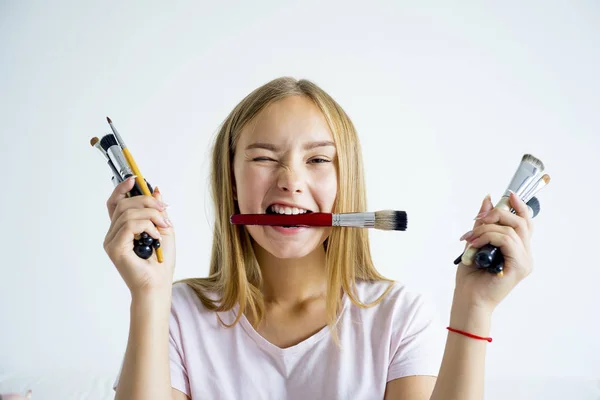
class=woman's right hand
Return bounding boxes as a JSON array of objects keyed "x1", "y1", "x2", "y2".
[{"x1": 103, "y1": 176, "x2": 176, "y2": 297}]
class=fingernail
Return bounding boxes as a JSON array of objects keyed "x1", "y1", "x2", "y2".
[
  {"x1": 164, "y1": 217, "x2": 173, "y2": 227},
  {"x1": 159, "y1": 201, "x2": 169, "y2": 209},
  {"x1": 460, "y1": 231, "x2": 473, "y2": 241},
  {"x1": 474, "y1": 210, "x2": 489, "y2": 220},
  {"x1": 509, "y1": 189, "x2": 524, "y2": 202},
  {"x1": 128, "y1": 175, "x2": 137, "y2": 181}
]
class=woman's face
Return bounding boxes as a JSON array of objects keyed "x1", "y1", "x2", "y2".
[{"x1": 232, "y1": 95, "x2": 338, "y2": 259}]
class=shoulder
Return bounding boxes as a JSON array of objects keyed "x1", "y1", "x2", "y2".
[
  {"x1": 170, "y1": 281, "x2": 225, "y2": 327},
  {"x1": 350, "y1": 280, "x2": 440, "y2": 332},
  {"x1": 350, "y1": 280, "x2": 445, "y2": 372},
  {"x1": 353, "y1": 279, "x2": 431, "y2": 313},
  {"x1": 171, "y1": 281, "x2": 201, "y2": 310},
  {"x1": 172, "y1": 281, "x2": 221, "y2": 306}
]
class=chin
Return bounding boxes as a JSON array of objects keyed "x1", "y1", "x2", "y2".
[
  {"x1": 248, "y1": 228, "x2": 329, "y2": 260},
  {"x1": 265, "y1": 245, "x2": 318, "y2": 260}
]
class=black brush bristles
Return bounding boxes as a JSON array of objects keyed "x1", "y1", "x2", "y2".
[
  {"x1": 99, "y1": 134, "x2": 119, "y2": 152},
  {"x1": 526, "y1": 196, "x2": 540, "y2": 217},
  {"x1": 374, "y1": 210, "x2": 407, "y2": 231}
]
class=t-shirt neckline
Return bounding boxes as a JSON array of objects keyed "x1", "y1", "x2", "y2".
[{"x1": 233, "y1": 292, "x2": 350, "y2": 357}]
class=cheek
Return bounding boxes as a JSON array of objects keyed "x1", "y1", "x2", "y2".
[
  {"x1": 239, "y1": 167, "x2": 271, "y2": 190},
  {"x1": 235, "y1": 165, "x2": 272, "y2": 210},
  {"x1": 313, "y1": 168, "x2": 338, "y2": 210}
]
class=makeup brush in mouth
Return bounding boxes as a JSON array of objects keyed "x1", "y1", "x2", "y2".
[{"x1": 230, "y1": 210, "x2": 408, "y2": 231}]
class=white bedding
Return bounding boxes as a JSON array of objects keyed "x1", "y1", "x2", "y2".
[{"x1": 1, "y1": 370, "x2": 598, "y2": 399}]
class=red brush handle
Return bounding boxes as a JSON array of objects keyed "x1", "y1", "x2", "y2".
[{"x1": 230, "y1": 213, "x2": 333, "y2": 226}]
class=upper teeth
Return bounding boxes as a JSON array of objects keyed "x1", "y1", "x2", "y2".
[{"x1": 269, "y1": 205, "x2": 308, "y2": 215}]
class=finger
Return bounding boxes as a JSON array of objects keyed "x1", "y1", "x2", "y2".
[
  {"x1": 153, "y1": 186, "x2": 173, "y2": 227},
  {"x1": 106, "y1": 208, "x2": 171, "y2": 244},
  {"x1": 110, "y1": 194, "x2": 169, "y2": 231},
  {"x1": 154, "y1": 185, "x2": 163, "y2": 202},
  {"x1": 474, "y1": 206, "x2": 529, "y2": 241},
  {"x1": 106, "y1": 176, "x2": 137, "y2": 219},
  {"x1": 473, "y1": 194, "x2": 494, "y2": 230},
  {"x1": 105, "y1": 219, "x2": 163, "y2": 254},
  {"x1": 465, "y1": 231, "x2": 522, "y2": 261},
  {"x1": 509, "y1": 190, "x2": 533, "y2": 228},
  {"x1": 464, "y1": 223, "x2": 521, "y2": 247},
  {"x1": 153, "y1": 186, "x2": 168, "y2": 214},
  {"x1": 111, "y1": 207, "x2": 171, "y2": 237}
]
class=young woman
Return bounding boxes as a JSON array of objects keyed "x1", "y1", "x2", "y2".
[{"x1": 107, "y1": 77, "x2": 534, "y2": 400}]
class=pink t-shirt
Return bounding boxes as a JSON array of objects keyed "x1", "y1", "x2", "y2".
[{"x1": 115, "y1": 280, "x2": 444, "y2": 399}]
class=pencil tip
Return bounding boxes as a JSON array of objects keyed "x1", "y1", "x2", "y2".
[{"x1": 106, "y1": 116, "x2": 112, "y2": 123}]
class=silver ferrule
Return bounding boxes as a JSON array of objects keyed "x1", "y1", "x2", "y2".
[
  {"x1": 503, "y1": 161, "x2": 542, "y2": 198},
  {"x1": 522, "y1": 177, "x2": 547, "y2": 204},
  {"x1": 107, "y1": 145, "x2": 133, "y2": 179},
  {"x1": 332, "y1": 212, "x2": 375, "y2": 228}
]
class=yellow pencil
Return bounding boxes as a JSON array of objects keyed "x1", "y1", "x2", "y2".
[{"x1": 106, "y1": 116, "x2": 164, "y2": 263}]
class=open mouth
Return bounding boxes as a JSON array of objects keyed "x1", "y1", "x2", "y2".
[{"x1": 266, "y1": 204, "x2": 313, "y2": 228}]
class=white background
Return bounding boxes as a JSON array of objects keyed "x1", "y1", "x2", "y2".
[{"x1": 1, "y1": 0, "x2": 599, "y2": 397}]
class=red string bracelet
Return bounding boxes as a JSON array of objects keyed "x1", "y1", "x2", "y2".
[{"x1": 447, "y1": 327, "x2": 493, "y2": 342}]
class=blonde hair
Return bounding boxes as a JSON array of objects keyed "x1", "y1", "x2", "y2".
[{"x1": 178, "y1": 77, "x2": 393, "y2": 336}]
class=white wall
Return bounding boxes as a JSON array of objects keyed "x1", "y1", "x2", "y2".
[{"x1": 1, "y1": 0, "x2": 598, "y2": 390}]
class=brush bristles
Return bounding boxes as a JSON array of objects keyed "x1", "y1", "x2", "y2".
[
  {"x1": 374, "y1": 210, "x2": 407, "y2": 231},
  {"x1": 99, "y1": 134, "x2": 119, "y2": 151},
  {"x1": 527, "y1": 197, "x2": 540, "y2": 217},
  {"x1": 522, "y1": 153, "x2": 545, "y2": 171},
  {"x1": 90, "y1": 137, "x2": 99, "y2": 146}
]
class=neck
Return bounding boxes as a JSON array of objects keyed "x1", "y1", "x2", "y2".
[{"x1": 253, "y1": 243, "x2": 328, "y2": 307}]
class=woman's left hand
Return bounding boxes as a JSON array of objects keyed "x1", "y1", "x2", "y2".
[{"x1": 455, "y1": 191, "x2": 534, "y2": 312}]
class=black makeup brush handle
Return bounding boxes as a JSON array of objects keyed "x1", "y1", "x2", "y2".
[
  {"x1": 475, "y1": 244, "x2": 503, "y2": 268},
  {"x1": 452, "y1": 247, "x2": 503, "y2": 270}
]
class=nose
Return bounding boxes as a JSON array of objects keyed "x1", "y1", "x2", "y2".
[{"x1": 277, "y1": 165, "x2": 304, "y2": 194}]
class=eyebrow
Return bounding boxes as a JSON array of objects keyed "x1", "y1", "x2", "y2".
[{"x1": 245, "y1": 141, "x2": 336, "y2": 151}]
